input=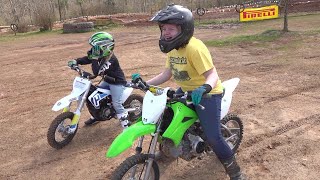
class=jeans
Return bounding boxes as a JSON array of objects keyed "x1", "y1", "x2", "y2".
[
  {"x1": 99, "y1": 81, "x2": 126, "y2": 116},
  {"x1": 177, "y1": 88, "x2": 234, "y2": 160},
  {"x1": 196, "y1": 94, "x2": 234, "y2": 160}
]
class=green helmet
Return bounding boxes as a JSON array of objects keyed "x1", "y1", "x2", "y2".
[{"x1": 88, "y1": 32, "x2": 115, "y2": 59}]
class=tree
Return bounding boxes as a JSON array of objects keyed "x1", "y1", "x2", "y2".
[
  {"x1": 56, "y1": 0, "x2": 68, "y2": 21},
  {"x1": 76, "y1": 0, "x2": 85, "y2": 17},
  {"x1": 283, "y1": 0, "x2": 290, "y2": 32}
]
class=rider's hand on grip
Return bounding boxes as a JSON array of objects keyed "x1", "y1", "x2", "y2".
[
  {"x1": 81, "y1": 71, "x2": 92, "y2": 79},
  {"x1": 191, "y1": 86, "x2": 207, "y2": 105},
  {"x1": 131, "y1": 73, "x2": 141, "y2": 83},
  {"x1": 131, "y1": 73, "x2": 149, "y2": 91},
  {"x1": 67, "y1": 60, "x2": 77, "y2": 68},
  {"x1": 138, "y1": 80, "x2": 149, "y2": 91}
]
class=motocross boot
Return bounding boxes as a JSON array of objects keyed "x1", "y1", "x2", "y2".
[
  {"x1": 119, "y1": 114, "x2": 131, "y2": 129},
  {"x1": 220, "y1": 155, "x2": 246, "y2": 180},
  {"x1": 84, "y1": 116, "x2": 98, "y2": 126}
]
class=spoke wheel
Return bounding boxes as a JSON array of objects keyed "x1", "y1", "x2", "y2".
[
  {"x1": 111, "y1": 154, "x2": 160, "y2": 180},
  {"x1": 47, "y1": 112, "x2": 78, "y2": 149},
  {"x1": 221, "y1": 114, "x2": 243, "y2": 152},
  {"x1": 124, "y1": 94, "x2": 143, "y2": 122}
]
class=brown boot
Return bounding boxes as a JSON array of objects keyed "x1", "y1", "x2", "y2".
[{"x1": 220, "y1": 155, "x2": 246, "y2": 180}]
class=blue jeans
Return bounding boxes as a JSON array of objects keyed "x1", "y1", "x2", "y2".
[
  {"x1": 177, "y1": 88, "x2": 234, "y2": 160},
  {"x1": 99, "y1": 81, "x2": 126, "y2": 115},
  {"x1": 196, "y1": 94, "x2": 234, "y2": 160}
]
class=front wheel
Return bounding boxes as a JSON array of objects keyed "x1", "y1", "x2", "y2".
[
  {"x1": 124, "y1": 94, "x2": 143, "y2": 122},
  {"x1": 111, "y1": 154, "x2": 160, "y2": 180},
  {"x1": 47, "y1": 112, "x2": 78, "y2": 149},
  {"x1": 221, "y1": 114, "x2": 243, "y2": 152}
]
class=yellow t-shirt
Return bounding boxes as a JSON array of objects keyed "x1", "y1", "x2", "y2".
[{"x1": 165, "y1": 37, "x2": 223, "y2": 94}]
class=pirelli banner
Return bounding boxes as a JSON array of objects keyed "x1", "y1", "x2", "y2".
[{"x1": 240, "y1": 5, "x2": 279, "y2": 22}]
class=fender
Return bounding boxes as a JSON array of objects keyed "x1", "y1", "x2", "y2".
[
  {"x1": 106, "y1": 120, "x2": 156, "y2": 158},
  {"x1": 221, "y1": 78, "x2": 240, "y2": 119},
  {"x1": 52, "y1": 77, "x2": 91, "y2": 111},
  {"x1": 52, "y1": 94, "x2": 78, "y2": 111}
]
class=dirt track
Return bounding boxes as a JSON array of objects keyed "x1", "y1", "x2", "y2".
[{"x1": 1, "y1": 12, "x2": 320, "y2": 180}]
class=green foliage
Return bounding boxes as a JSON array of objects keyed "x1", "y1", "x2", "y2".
[
  {"x1": 195, "y1": 18, "x2": 240, "y2": 26},
  {"x1": 205, "y1": 30, "x2": 283, "y2": 47},
  {"x1": 0, "y1": 29, "x2": 63, "y2": 42}
]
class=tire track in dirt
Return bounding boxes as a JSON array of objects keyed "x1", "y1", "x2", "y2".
[
  {"x1": 243, "y1": 113, "x2": 320, "y2": 148},
  {"x1": 124, "y1": 64, "x2": 163, "y2": 71},
  {"x1": 0, "y1": 81, "x2": 69, "y2": 102},
  {"x1": 14, "y1": 115, "x2": 319, "y2": 179},
  {"x1": 0, "y1": 36, "x2": 158, "y2": 67},
  {"x1": 238, "y1": 84, "x2": 320, "y2": 163},
  {"x1": 244, "y1": 83, "x2": 320, "y2": 110},
  {"x1": 264, "y1": 84, "x2": 320, "y2": 104},
  {"x1": 0, "y1": 102, "x2": 53, "y2": 120},
  {"x1": 4, "y1": 142, "x2": 115, "y2": 179},
  {"x1": 117, "y1": 36, "x2": 158, "y2": 47},
  {"x1": 240, "y1": 113, "x2": 320, "y2": 164}
]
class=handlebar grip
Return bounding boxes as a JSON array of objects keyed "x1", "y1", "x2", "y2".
[{"x1": 138, "y1": 79, "x2": 148, "y2": 90}]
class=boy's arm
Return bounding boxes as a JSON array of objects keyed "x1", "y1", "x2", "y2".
[
  {"x1": 76, "y1": 56, "x2": 92, "y2": 65},
  {"x1": 146, "y1": 68, "x2": 172, "y2": 86}
]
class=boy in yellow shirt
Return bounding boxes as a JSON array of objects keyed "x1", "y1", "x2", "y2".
[{"x1": 133, "y1": 4, "x2": 245, "y2": 180}]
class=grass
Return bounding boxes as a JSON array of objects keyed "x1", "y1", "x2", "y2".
[
  {"x1": 195, "y1": 18, "x2": 240, "y2": 26},
  {"x1": 204, "y1": 29, "x2": 283, "y2": 47},
  {"x1": 1, "y1": 12, "x2": 319, "y2": 44},
  {"x1": 0, "y1": 24, "x2": 120, "y2": 43},
  {"x1": 203, "y1": 12, "x2": 320, "y2": 47},
  {"x1": 0, "y1": 29, "x2": 64, "y2": 42}
]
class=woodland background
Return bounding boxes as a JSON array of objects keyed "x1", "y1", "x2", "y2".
[{"x1": 0, "y1": 0, "x2": 281, "y2": 31}]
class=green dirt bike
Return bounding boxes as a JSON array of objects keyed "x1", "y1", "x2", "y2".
[{"x1": 106, "y1": 77, "x2": 243, "y2": 180}]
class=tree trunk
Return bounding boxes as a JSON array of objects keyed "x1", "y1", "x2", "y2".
[
  {"x1": 8, "y1": 0, "x2": 20, "y2": 24},
  {"x1": 283, "y1": 0, "x2": 289, "y2": 32},
  {"x1": 58, "y1": 0, "x2": 62, "y2": 21}
]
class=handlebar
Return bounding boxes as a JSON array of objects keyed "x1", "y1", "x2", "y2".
[
  {"x1": 133, "y1": 77, "x2": 205, "y2": 110},
  {"x1": 70, "y1": 65, "x2": 97, "y2": 80}
]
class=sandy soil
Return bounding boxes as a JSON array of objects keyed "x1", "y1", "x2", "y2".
[{"x1": 1, "y1": 6, "x2": 320, "y2": 180}]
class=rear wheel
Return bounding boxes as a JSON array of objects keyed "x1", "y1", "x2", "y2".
[
  {"x1": 221, "y1": 114, "x2": 243, "y2": 152},
  {"x1": 124, "y1": 94, "x2": 143, "y2": 122},
  {"x1": 111, "y1": 154, "x2": 160, "y2": 180},
  {"x1": 47, "y1": 112, "x2": 78, "y2": 149}
]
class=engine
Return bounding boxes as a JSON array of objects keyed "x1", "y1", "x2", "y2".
[
  {"x1": 160, "y1": 133, "x2": 206, "y2": 161},
  {"x1": 87, "y1": 96, "x2": 115, "y2": 121},
  {"x1": 99, "y1": 103, "x2": 116, "y2": 120}
]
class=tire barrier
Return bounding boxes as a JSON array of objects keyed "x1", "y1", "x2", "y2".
[
  {"x1": 63, "y1": 22, "x2": 94, "y2": 33},
  {"x1": 196, "y1": 8, "x2": 206, "y2": 16},
  {"x1": 235, "y1": 4, "x2": 246, "y2": 13},
  {"x1": 10, "y1": 24, "x2": 18, "y2": 35},
  {"x1": 235, "y1": 0, "x2": 283, "y2": 13}
]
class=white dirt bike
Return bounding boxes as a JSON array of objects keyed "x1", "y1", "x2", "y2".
[{"x1": 47, "y1": 65, "x2": 143, "y2": 149}]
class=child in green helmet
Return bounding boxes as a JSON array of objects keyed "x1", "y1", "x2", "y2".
[{"x1": 68, "y1": 32, "x2": 130, "y2": 128}]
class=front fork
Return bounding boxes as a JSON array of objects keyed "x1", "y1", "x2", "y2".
[
  {"x1": 143, "y1": 114, "x2": 164, "y2": 180},
  {"x1": 128, "y1": 136, "x2": 145, "y2": 179},
  {"x1": 130, "y1": 117, "x2": 163, "y2": 180},
  {"x1": 63, "y1": 89, "x2": 90, "y2": 134},
  {"x1": 135, "y1": 136, "x2": 145, "y2": 154},
  {"x1": 143, "y1": 132, "x2": 160, "y2": 180}
]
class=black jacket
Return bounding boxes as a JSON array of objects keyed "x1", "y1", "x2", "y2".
[{"x1": 76, "y1": 54, "x2": 126, "y2": 85}]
